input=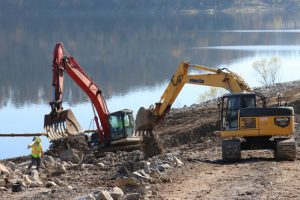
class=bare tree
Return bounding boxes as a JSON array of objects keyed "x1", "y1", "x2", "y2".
[
  {"x1": 198, "y1": 87, "x2": 226, "y2": 103},
  {"x1": 252, "y1": 57, "x2": 281, "y2": 86}
]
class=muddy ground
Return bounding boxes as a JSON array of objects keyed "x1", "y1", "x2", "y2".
[{"x1": 1, "y1": 80, "x2": 300, "y2": 200}]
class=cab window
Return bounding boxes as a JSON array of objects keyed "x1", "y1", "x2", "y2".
[
  {"x1": 109, "y1": 115, "x2": 123, "y2": 129},
  {"x1": 241, "y1": 96, "x2": 255, "y2": 108}
]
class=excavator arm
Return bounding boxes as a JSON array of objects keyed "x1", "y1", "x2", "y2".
[
  {"x1": 45, "y1": 43, "x2": 110, "y2": 142},
  {"x1": 135, "y1": 61, "x2": 251, "y2": 131}
]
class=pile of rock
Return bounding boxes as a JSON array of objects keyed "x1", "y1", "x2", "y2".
[
  {"x1": 0, "y1": 146, "x2": 185, "y2": 199},
  {"x1": 48, "y1": 135, "x2": 90, "y2": 157},
  {"x1": 0, "y1": 160, "x2": 42, "y2": 191},
  {"x1": 0, "y1": 147, "x2": 83, "y2": 192},
  {"x1": 75, "y1": 150, "x2": 185, "y2": 199},
  {"x1": 74, "y1": 187, "x2": 125, "y2": 200}
]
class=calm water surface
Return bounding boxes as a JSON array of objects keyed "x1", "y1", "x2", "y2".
[{"x1": 0, "y1": 11, "x2": 300, "y2": 159}]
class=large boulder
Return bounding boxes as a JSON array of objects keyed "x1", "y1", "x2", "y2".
[
  {"x1": 43, "y1": 155, "x2": 56, "y2": 168},
  {"x1": 109, "y1": 187, "x2": 124, "y2": 200},
  {"x1": 173, "y1": 156, "x2": 184, "y2": 167},
  {"x1": 123, "y1": 193, "x2": 140, "y2": 200},
  {"x1": 44, "y1": 181, "x2": 57, "y2": 188},
  {"x1": 98, "y1": 190, "x2": 113, "y2": 200},
  {"x1": 74, "y1": 194, "x2": 96, "y2": 200},
  {"x1": 82, "y1": 154, "x2": 97, "y2": 164},
  {"x1": 6, "y1": 161, "x2": 16, "y2": 172},
  {"x1": 6, "y1": 168, "x2": 14, "y2": 178},
  {"x1": 29, "y1": 170, "x2": 40, "y2": 182},
  {"x1": 52, "y1": 177, "x2": 64, "y2": 186},
  {"x1": 116, "y1": 177, "x2": 142, "y2": 191},
  {"x1": 16, "y1": 161, "x2": 31, "y2": 168},
  {"x1": 97, "y1": 162, "x2": 110, "y2": 171},
  {"x1": 51, "y1": 163, "x2": 67, "y2": 177},
  {"x1": 0, "y1": 163, "x2": 10, "y2": 176},
  {"x1": 132, "y1": 170, "x2": 151, "y2": 181},
  {"x1": 30, "y1": 181, "x2": 43, "y2": 188},
  {"x1": 60, "y1": 149, "x2": 82, "y2": 164},
  {"x1": 56, "y1": 163, "x2": 67, "y2": 174},
  {"x1": 0, "y1": 179, "x2": 6, "y2": 187},
  {"x1": 22, "y1": 175, "x2": 32, "y2": 186},
  {"x1": 81, "y1": 164, "x2": 94, "y2": 169}
]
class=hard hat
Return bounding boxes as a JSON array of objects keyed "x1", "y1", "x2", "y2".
[{"x1": 35, "y1": 137, "x2": 41, "y2": 143}]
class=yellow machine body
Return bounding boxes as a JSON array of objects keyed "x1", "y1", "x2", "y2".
[{"x1": 221, "y1": 115, "x2": 294, "y2": 138}]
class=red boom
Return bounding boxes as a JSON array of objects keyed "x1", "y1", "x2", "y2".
[{"x1": 51, "y1": 42, "x2": 110, "y2": 142}]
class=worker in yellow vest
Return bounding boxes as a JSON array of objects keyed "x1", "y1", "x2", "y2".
[{"x1": 27, "y1": 137, "x2": 44, "y2": 172}]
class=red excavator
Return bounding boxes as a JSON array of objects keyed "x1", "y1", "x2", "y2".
[{"x1": 44, "y1": 43, "x2": 141, "y2": 150}]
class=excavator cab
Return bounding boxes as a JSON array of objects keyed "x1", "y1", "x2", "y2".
[
  {"x1": 220, "y1": 93, "x2": 256, "y2": 130},
  {"x1": 89, "y1": 109, "x2": 140, "y2": 150},
  {"x1": 109, "y1": 109, "x2": 135, "y2": 141}
]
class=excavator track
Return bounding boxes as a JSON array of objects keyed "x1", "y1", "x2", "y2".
[
  {"x1": 274, "y1": 137, "x2": 296, "y2": 161},
  {"x1": 92, "y1": 131, "x2": 163, "y2": 158},
  {"x1": 222, "y1": 139, "x2": 241, "y2": 162},
  {"x1": 93, "y1": 144, "x2": 142, "y2": 158}
]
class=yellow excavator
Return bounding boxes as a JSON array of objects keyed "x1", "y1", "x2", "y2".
[{"x1": 136, "y1": 61, "x2": 295, "y2": 162}]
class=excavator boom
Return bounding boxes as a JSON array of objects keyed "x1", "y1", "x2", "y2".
[
  {"x1": 44, "y1": 43, "x2": 110, "y2": 142},
  {"x1": 135, "y1": 61, "x2": 251, "y2": 131}
]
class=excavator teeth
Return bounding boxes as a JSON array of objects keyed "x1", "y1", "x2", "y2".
[
  {"x1": 45, "y1": 125, "x2": 52, "y2": 140},
  {"x1": 46, "y1": 123, "x2": 63, "y2": 141},
  {"x1": 57, "y1": 123, "x2": 65, "y2": 139},
  {"x1": 134, "y1": 130, "x2": 152, "y2": 138},
  {"x1": 44, "y1": 122, "x2": 66, "y2": 141},
  {"x1": 50, "y1": 125, "x2": 59, "y2": 140},
  {"x1": 60, "y1": 122, "x2": 67, "y2": 137},
  {"x1": 57, "y1": 123, "x2": 63, "y2": 135},
  {"x1": 51, "y1": 124, "x2": 58, "y2": 140},
  {"x1": 56, "y1": 124, "x2": 63, "y2": 139},
  {"x1": 44, "y1": 109, "x2": 83, "y2": 140},
  {"x1": 62, "y1": 122, "x2": 68, "y2": 137},
  {"x1": 49, "y1": 127, "x2": 55, "y2": 140},
  {"x1": 46, "y1": 126, "x2": 53, "y2": 140}
]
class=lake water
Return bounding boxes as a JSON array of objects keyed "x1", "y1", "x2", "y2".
[{"x1": 0, "y1": 10, "x2": 300, "y2": 159}]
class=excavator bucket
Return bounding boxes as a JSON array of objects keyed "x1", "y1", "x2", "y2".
[
  {"x1": 135, "y1": 107, "x2": 156, "y2": 132},
  {"x1": 44, "y1": 109, "x2": 83, "y2": 140}
]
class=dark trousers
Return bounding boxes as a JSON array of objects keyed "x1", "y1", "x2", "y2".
[{"x1": 28, "y1": 156, "x2": 41, "y2": 171}]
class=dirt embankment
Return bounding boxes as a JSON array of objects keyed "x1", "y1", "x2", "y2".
[{"x1": 0, "y1": 80, "x2": 299, "y2": 200}]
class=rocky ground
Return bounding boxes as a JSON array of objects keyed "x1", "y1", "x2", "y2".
[{"x1": 0, "y1": 80, "x2": 299, "y2": 200}]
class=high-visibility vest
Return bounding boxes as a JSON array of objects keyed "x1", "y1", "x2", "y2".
[{"x1": 32, "y1": 143, "x2": 42, "y2": 158}]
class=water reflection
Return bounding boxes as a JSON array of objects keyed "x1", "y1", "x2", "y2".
[
  {"x1": 1, "y1": 11, "x2": 300, "y2": 109},
  {"x1": 191, "y1": 45, "x2": 300, "y2": 51},
  {"x1": 217, "y1": 30, "x2": 300, "y2": 32}
]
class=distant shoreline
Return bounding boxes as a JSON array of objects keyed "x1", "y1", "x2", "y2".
[{"x1": 0, "y1": 1, "x2": 298, "y2": 15}]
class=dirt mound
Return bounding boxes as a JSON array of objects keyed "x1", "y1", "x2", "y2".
[
  {"x1": 154, "y1": 102, "x2": 220, "y2": 149},
  {"x1": 47, "y1": 135, "x2": 90, "y2": 157}
]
